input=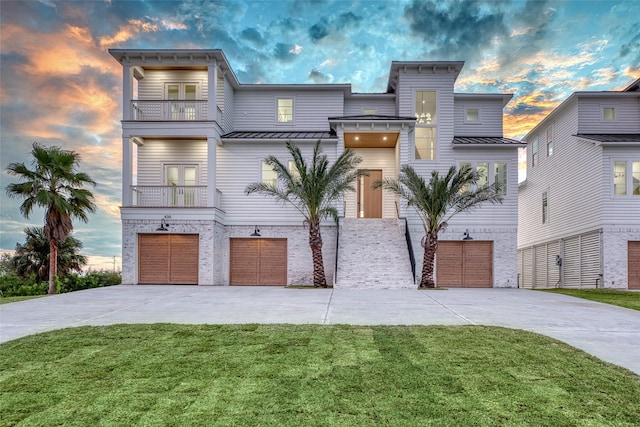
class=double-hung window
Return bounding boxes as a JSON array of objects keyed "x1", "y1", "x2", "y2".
[
  {"x1": 414, "y1": 91, "x2": 437, "y2": 160},
  {"x1": 532, "y1": 138, "x2": 539, "y2": 167},
  {"x1": 613, "y1": 160, "x2": 640, "y2": 196},
  {"x1": 542, "y1": 191, "x2": 548, "y2": 224},
  {"x1": 546, "y1": 127, "x2": 553, "y2": 157},
  {"x1": 277, "y1": 98, "x2": 293, "y2": 123}
]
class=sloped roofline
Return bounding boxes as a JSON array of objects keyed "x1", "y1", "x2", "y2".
[{"x1": 454, "y1": 93, "x2": 514, "y2": 107}]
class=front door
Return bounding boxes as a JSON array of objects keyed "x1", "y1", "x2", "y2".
[
  {"x1": 357, "y1": 169, "x2": 382, "y2": 218},
  {"x1": 165, "y1": 165, "x2": 197, "y2": 206}
]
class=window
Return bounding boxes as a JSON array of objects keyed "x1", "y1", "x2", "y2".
[
  {"x1": 494, "y1": 162, "x2": 507, "y2": 196},
  {"x1": 634, "y1": 162, "x2": 640, "y2": 196},
  {"x1": 542, "y1": 192, "x2": 548, "y2": 224},
  {"x1": 476, "y1": 162, "x2": 489, "y2": 187},
  {"x1": 532, "y1": 138, "x2": 539, "y2": 167},
  {"x1": 415, "y1": 91, "x2": 437, "y2": 160},
  {"x1": 546, "y1": 127, "x2": 553, "y2": 157},
  {"x1": 262, "y1": 161, "x2": 278, "y2": 187},
  {"x1": 458, "y1": 161, "x2": 507, "y2": 195},
  {"x1": 277, "y1": 98, "x2": 293, "y2": 123},
  {"x1": 465, "y1": 108, "x2": 479, "y2": 122},
  {"x1": 603, "y1": 107, "x2": 616, "y2": 121},
  {"x1": 614, "y1": 161, "x2": 626, "y2": 196},
  {"x1": 288, "y1": 161, "x2": 300, "y2": 180},
  {"x1": 415, "y1": 127, "x2": 436, "y2": 160},
  {"x1": 415, "y1": 91, "x2": 436, "y2": 123}
]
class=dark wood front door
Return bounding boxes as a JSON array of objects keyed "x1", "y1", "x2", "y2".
[{"x1": 358, "y1": 170, "x2": 382, "y2": 218}]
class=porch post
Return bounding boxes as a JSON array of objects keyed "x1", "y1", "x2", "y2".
[
  {"x1": 122, "y1": 64, "x2": 133, "y2": 120},
  {"x1": 207, "y1": 137, "x2": 217, "y2": 207},
  {"x1": 208, "y1": 61, "x2": 218, "y2": 122},
  {"x1": 122, "y1": 137, "x2": 133, "y2": 206}
]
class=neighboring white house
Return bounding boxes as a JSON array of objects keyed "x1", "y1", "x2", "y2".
[
  {"x1": 109, "y1": 49, "x2": 524, "y2": 288},
  {"x1": 518, "y1": 78, "x2": 640, "y2": 289}
]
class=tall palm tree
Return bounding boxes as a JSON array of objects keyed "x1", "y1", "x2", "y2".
[
  {"x1": 375, "y1": 164, "x2": 503, "y2": 288},
  {"x1": 11, "y1": 226, "x2": 88, "y2": 281},
  {"x1": 6, "y1": 143, "x2": 96, "y2": 294},
  {"x1": 245, "y1": 140, "x2": 363, "y2": 287}
]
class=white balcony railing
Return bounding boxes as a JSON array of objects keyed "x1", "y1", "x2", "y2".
[
  {"x1": 130, "y1": 100, "x2": 208, "y2": 121},
  {"x1": 131, "y1": 185, "x2": 208, "y2": 207}
]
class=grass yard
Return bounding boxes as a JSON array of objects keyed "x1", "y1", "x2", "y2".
[
  {"x1": 540, "y1": 288, "x2": 640, "y2": 311},
  {"x1": 1, "y1": 325, "x2": 639, "y2": 426},
  {"x1": 0, "y1": 295, "x2": 46, "y2": 305}
]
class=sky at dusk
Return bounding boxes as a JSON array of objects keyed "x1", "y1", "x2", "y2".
[{"x1": 1, "y1": 0, "x2": 639, "y2": 270}]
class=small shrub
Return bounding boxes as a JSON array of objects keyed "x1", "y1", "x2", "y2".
[
  {"x1": 0, "y1": 274, "x2": 47, "y2": 297},
  {"x1": 0, "y1": 270, "x2": 121, "y2": 297}
]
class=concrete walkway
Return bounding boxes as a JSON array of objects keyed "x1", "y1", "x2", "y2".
[{"x1": 1, "y1": 285, "x2": 639, "y2": 375}]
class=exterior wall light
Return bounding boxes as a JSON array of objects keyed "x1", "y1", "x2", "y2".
[
  {"x1": 251, "y1": 226, "x2": 261, "y2": 237},
  {"x1": 463, "y1": 229, "x2": 473, "y2": 240},
  {"x1": 156, "y1": 218, "x2": 170, "y2": 231}
]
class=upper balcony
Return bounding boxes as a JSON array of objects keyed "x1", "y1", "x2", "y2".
[{"x1": 130, "y1": 100, "x2": 222, "y2": 122}]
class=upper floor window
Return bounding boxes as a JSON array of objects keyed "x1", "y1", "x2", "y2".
[
  {"x1": 277, "y1": 98, "x2": 293, "y2": 123},
  {"x1": 602, "y1": 107, "x2": 616, "y2": 121},
  {"x1": 546, "y1": 127, "x2": 553, "y2": 157},
  {"x1": 532, "y1": 138, "x2": 539, "y2": 167},
  {"x1": 415, "y1": 91, "x2": 436, "y2": 124},
  {"x1": 415, "y1": 127, "x2": 436, "y2": 160},
  {"x1": 415, "y1": 91, "x2": 437, "y2": 160},
  {"x1": 494, "y1": 162, "x2": 507, "y2": 196},
  {"x1": 465, "y1": 108, "x2": 479, "y2": 123},
  {"x1": 613, "y1": 160, "x2": 640, "y2": 196},
  {"x1": 542, "y1": 191, "x2": 548, "y2": 224}
]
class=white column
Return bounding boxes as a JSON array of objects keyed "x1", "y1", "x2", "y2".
[
  {"x1": 207, "y1": 137, "x2": 217, "y2": 207},
  {"x1": 122, "y1": 64, "x2": 133, "y2": 120},
  {"x1": 208, "y1": 62, "x2": 218, "y2": 122},
  {"x1": 122, "y1": 137, "x2": 132, "y2": 206}
]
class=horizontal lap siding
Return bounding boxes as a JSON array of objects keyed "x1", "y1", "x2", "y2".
[
  {"x1": 453, "y1": 99, "x2": 503, "y2": 136},
  {"x1": 217, "y1": 141, "x2": 337, "y2": 225},
  {"x1": 578, "y1": 96, "x2": 640, "y2": 134},
  {"x1": 343, "y1": 98, "x2": 396, "y2": 116},
  {"x1": 233, "y1": 90, "x2": 344, "y2": 131},
  {"x1": 138, "y1": 70, "x2": 209, "y2": 100},
  {"x1": 601, "y1": 146, "x2": 640, "y2": 226},
  {"x1": 137, "y1": 140, "x2": 207, "y2": 186}
]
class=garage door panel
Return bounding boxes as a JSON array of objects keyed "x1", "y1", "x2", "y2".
[
  {"x1": 139, "y1": 234, "x2": 198, "y2": 285},
  {"x1": 630, "y1": 241, "x2": 640, "y2": 289},
  {"x1": 230, "y1": 238, "x2": 287, "y2": 286},
  {"x1": 437, "y1": 241, "x2": 492, "y2": 288}
]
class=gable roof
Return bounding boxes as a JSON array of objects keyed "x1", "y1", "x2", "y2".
[{"x1": 452, "y1": 136, "x2": 526, "y2": 146}]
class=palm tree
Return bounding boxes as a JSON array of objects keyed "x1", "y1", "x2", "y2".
[
  {"x1": 375, "y1": 164, "x2": 503, "y2": 288},
  {"x1": 11, "y1": 226, "x2": 88, "y2": 280},
  {"x1": 245, "y1": 140, "x2": 363, "y2": 287},
  {"x1": 6, "y1": 143, "x2": 96, "y2": 294}
]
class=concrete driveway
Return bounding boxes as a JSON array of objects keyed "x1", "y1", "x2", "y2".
[{"x1": 1, "y1": 285, "x2": 639, "y2": 375}]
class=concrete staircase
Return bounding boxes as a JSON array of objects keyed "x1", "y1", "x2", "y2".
[{"x1": 335, "y1": 218, "x2": 416, "y2": 289}]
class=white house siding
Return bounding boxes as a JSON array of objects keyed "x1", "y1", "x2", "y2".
[
  {"x1": 601, "y1": 146, "x2": 640, "y2": 224},
  {"x1": 578, "y1": 96, "x2": 640, "y2": 133},
  {"x1": 344, "y1": 148, "x2": 397, "y2": 218},
  {"x1": 137, "y1": 69, "x2": 209, "y2": 100},
  {"x1": 453, "y1": 99, "x2": 504, "y2": 136},
  {"x1": 223, "y1": 225, "x2": 337, "y2": 286},
  {"x1": 136, "y1": 139, "x2": 208, "y2": 186},
  {"x1": 233, "y1": 89, "x2": 344, "y2": 131},
  {"x1": 221, "y1": 77, "x2": 235, "y2": 133},
  {"x1": 216, "y1": 141, "x2": 338, "y2": 225},
  {"x1": 518, "y1": 101, "x2": 606, "y2": 247},
  {"x1": 121, "y1": 218, "x2": 223, "y2": 285},
  {"x1": 343, "y1": 97, "x2": 396, "y2": 116}
]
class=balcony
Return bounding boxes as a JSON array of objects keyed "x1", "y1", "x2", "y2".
[
  {"x1": 130, "y1": 185, "x2": 220, "y2": 207},
  {"x1": 130, "y1": 100, "x2": 209, "y2": 121}
]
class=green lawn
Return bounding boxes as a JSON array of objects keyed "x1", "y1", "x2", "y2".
[
  {"x1": 0, "y1": 295, "x2": 46, "y2": 305},
  {"x1": 1, "y1": 325, "x2": 639, "y2": 426},
  {"x1": 540, "y1": 288, "x2": 640, "y2": 311}
]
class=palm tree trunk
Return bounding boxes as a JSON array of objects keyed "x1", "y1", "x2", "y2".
[
  {"x1": 308, "y1": 220, "x2": 327, "y2": 287},
  {"x1": 420, "y1": 232, "x2": 438, "y2": 288},
  {"x1": 48, "y1": 239, "x2": 58, "y2": 294}
]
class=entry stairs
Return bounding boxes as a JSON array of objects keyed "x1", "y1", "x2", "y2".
[{"x1": 335, "y1": 218, "x2": 416, "y2": 289}]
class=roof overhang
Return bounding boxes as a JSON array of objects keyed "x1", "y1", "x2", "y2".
[
  {"x1": 574, "y1": 134, "x2": 640, "y2": 146},
  {"x1": 454, "y1": 93, "x2": 514, "y2": 107},
  {"x1": 387, "y1": 61, "x2": 465, "y2": 93},
  {"x1": 452, "y1": 136, "x2": 526, "y2": 147},
  {"x1": 220, "y1": 131, "x2": 337, "y2": 144}
]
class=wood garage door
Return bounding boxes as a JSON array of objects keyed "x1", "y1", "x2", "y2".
[
  {"x1": 629, "y1": 241, "x2": 640, "y2": 289},
  {"x1": 230, "y1": 238, "x2": 287, "y2": 285},
  {"x1": 436, "y1": 241, "x2": 493, "y2": 287},
  {"x1": 139, "y1": 234, "x2": 198, "y2": 284}
]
